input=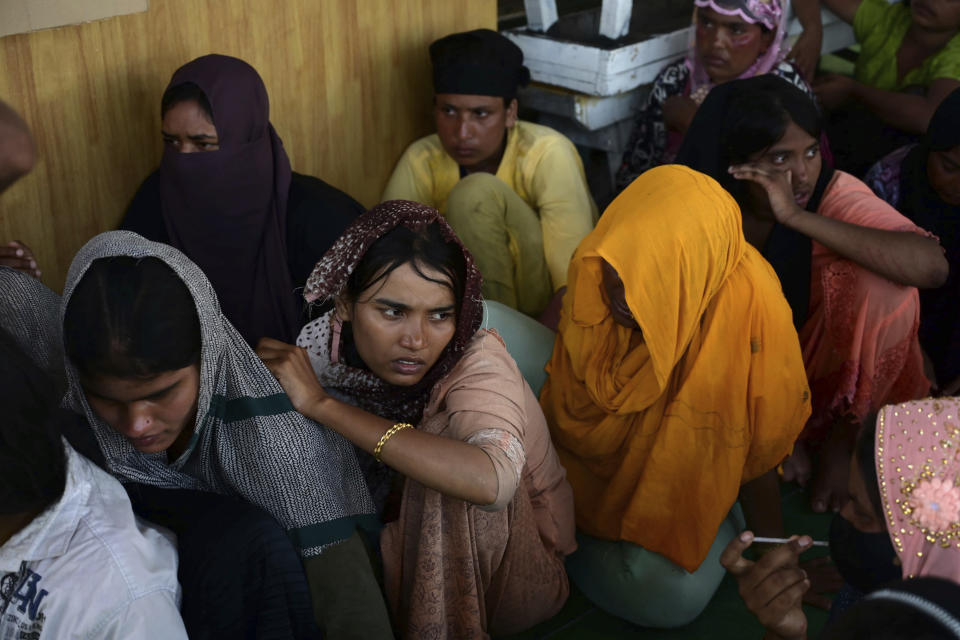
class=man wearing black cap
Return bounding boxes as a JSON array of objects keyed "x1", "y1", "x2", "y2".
[{"x1": 383, "y1": 29, "x2": 597, "y2": 323}]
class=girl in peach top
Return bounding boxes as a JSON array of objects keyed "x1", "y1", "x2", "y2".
[{"x1": 678, "y1": 75, "x2": 946, "y2": 513}]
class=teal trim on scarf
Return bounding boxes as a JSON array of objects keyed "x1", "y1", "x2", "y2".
[
  {"x1": 61, "y1": 231, "x2": 377, "y2": 554},
  {"x1": 223, "y1": 393, "x2": 295, "y2": 422},
  {"x1": 179, "y1": 393, "x2": 295, "y2": 463},
  {"x1": 204, "y1": 393, "x2": 295, "y2": 423},
  {"x1": 289, "y1": 514, "x2": 383, "y2": 550}
]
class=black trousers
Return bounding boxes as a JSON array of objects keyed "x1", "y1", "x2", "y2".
[{"x1": 125, "y1": 484, "x2": 322, "y2": 640}]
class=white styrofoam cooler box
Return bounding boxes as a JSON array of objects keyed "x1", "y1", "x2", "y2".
[{"x1": 504, "y1": 25, "x2": 692, "y2": 97}]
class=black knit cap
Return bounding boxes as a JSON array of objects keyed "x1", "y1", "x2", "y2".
[{"x1": 430, "y1": 29, "x2": 531, "y2": 99}]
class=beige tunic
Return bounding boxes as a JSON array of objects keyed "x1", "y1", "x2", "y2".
[{"x1": 381, "y1": 329, "x2": 576, "y2": 638}]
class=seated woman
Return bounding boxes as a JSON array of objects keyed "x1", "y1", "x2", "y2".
[
  {"x1": 60, "y1": 231, "x2": 390, "y2": 638},
  {"x1": 814, "y1": 0, "x2": 960, "y2": 175},
  {"x1": 724, "y1": 397, "x2": 960, "y2": 639},
  {"x1": 256, "y1": 200, "x2": 577, "y2": 638},
  {"x1": 615, "y1": 0, "x2": 813, "y2": 191},
  {"x1": 865, "y1": 87, "x2": 960, "y2": 394},
  {"x1": 539, "y1": 165, "x2": 811, "y2": 628},
  {"x1": 677, "y1": 75, "x2": 947, "y2": 513},
  {"x1": 120, "y1": 54, "x2": 364, "y2": 346}
]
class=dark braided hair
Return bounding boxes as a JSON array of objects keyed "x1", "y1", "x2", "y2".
[{"x1": 64, "y1": 257, "x2": 201, "y2": 378}]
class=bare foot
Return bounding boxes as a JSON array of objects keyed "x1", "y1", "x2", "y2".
[
  {"x1": 809, "y1": 431, "x2": 853, "y2": 513},
  {"x1": 782, "y1": 441, "x2": 812, "y2": 486}
]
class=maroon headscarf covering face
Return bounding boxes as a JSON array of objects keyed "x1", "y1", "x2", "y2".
[{"x1": 159, "y1": 54, "x2": 298, "y2": 345}]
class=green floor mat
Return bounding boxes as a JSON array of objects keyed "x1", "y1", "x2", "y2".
[{"x1": 499, "y1": 482, "x2": 835, "y2": 639}]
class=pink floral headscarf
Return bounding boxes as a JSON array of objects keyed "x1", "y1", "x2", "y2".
[
  {"x1": 877, "y1": 398, "x2": 960, "y2": 582},
  {"x1": 687, "y1": 0, "x2": 790, "y2": 98}
]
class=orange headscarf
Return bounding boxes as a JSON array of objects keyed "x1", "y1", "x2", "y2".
[{"x1": 540, "y1": 165, "x2": 810, "y2": 571}]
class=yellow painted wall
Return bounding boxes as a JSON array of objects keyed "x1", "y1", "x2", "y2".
[{"x1": 0, "y1": 0, "x2": 496, "y2": 292}]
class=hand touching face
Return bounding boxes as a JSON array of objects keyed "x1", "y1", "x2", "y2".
[{"x1": 729, "y1": 119, "x2": 822, "y2": 222}]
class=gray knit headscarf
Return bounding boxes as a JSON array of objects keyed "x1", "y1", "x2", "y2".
[
  {"x1": 61, "y1": 231, "x2": 376, "y2": 556},
  {"x1": 0, "y1": 266, "x2": 65, "y2": 386}
]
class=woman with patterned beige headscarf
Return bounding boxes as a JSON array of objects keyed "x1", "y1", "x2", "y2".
[{"x1": 258, "y1": 200, "x2": 577, "y2": 639}]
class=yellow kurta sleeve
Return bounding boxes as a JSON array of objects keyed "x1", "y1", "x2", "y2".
[
  {"x1": 382, "y1": 140, "x2": 439, "y2": 207},
  {"x1": 384, "y1": 123, "x2": 596, "y2": 292},
  {"x1": 526, "y1": 137, "x2": 598, "y2": 290}
]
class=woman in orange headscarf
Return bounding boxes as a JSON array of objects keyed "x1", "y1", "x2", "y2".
[{"x1": 540, "y1": 165, "x2": 811, "y2": 627}]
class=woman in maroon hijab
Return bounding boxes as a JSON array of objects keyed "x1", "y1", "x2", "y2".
[{"x1": 121, "y1": 54, "x2": 363, "y2": 346}]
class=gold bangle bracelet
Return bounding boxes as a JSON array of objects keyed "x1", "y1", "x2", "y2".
[{"x1": 373, "y1": 422, "x2": 413, "y2": 462}]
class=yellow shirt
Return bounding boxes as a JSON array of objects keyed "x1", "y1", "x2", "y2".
[
  {"x1": 382, "y1": 121, "x2": 598, "y2": 290},
  {"x1": 853, "y1": 0, "x2": 960, "y2": 91}
]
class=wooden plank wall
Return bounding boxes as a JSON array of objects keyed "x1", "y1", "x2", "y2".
[{"x1": 0, "y1": 0, "x2": 496, "y2": 292}]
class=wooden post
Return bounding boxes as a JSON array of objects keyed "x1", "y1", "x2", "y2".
[
  {"x1": 524, "y1": 0, "x2": 558, "y2": 32},
  {"x1": 599, "y1": 0, "x2": 632, "y2": 40}
]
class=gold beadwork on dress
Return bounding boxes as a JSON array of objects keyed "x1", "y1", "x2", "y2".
[{"x1": 879, "y1": 399, "x2": 960, "y2": 557}]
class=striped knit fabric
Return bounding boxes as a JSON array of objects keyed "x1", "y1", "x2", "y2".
[
  {"x1": 0, "y1": 266, "x2": 66, "y2": 385},
  {"x1": 60, "y1": 231, "x2": 376, "y2": 556}
]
